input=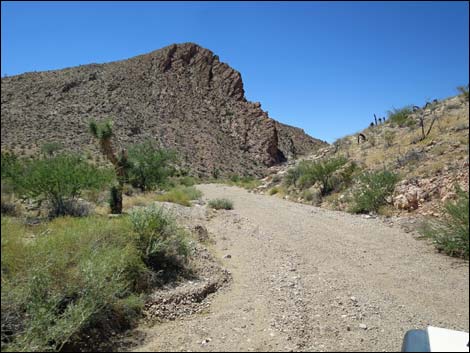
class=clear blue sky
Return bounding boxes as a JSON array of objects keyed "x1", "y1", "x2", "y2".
[{"x1": 2, "y1": 1, "x2": 468, "y2": 142}]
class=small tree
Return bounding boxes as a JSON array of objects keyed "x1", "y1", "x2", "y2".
[
  {"x1": 12, "y1": 153, "x2": 111, "y2": 216},
  {"x1": 127, "y1": 141, "x2": 177, "y2": 192},
  {"x1": 89, "y1": 119, "x2": 130, "y2": 213}
]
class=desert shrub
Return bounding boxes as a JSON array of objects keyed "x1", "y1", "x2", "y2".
[
  {"x1": 397, "y1": 149, "x2": 424, "y2": 168},
  {"x1": 1, "y1": 216, "x2": 150, "y2": 352},
  {"x1": 1, "y1": 151, "x2": 21, "y2": 183},
  {"x1": 301, "y1": 189, "x2": 314, "y2": 201},
  {"x1": 129, "y1": 204, "x2": 189, "y2": 271},
  {"x1": 1, "y1": 198, "x2": 18, "y2": 216},
  {"x1": 269, "y1": 187, "x2": 279, "y2": 195},
  {"x1": 177, "y1": 176, "x2": 197, "y2": 187},
  {"x1": 457, "y1": 84, "x2": 469, "y2": 101},
  {"x1": 48, "y1": 198, "x2": 94, "y2": 218},
  {"x1": 155, "y1": 186, "x2": 202, "y2": 207},
  {"x1": 331, "y1": 161, "x2": 360, "y2": 192},
  {"x1": 383, "y1": 130, "x2": 396, "y2": 147},
  {"x1": 11, "y1": 153, "x2": 113, "y2": 217},
  {"x1": 387, "y1": 106, "x2": 414, "y2": 127},
  {"x1": 284, "y1": 157, "x2": 347, "y2": 195},
  {"x1": 40, "y1": 142, "x2": 63, "y2": 157},
  {"x1": 208, "y1": 198, "x2": 233, "y2": 210},
  {"x1": 227, "y1": 175, "x2": 261, "y2": 190},
  {"x1": 212, "y1": 168, "x2": 220, "y2": 179},
  {"x1": 350, "y1": 170, "x2": 399, "y2": 213},
  {"x1": 419, "y1": 188, "x2": 469, "y2": 259},
  {"x1": 127, "y1": 141, "x2": 177, "y2": 192}
]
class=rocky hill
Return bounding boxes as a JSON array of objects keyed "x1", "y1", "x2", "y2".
[
  {"x1": 1, "y1": 43, "x2": 326, "y2": 177},
  {"x1": 258, "y1": 94, "x2": 469, "y2": 218}
]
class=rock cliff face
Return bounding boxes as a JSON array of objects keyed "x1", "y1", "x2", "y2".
[
  {"x1": 1, "y1": 43, "x2": 326, "y2": 176},
  {"x1": 275, "y1": 122, "x2": 327, "y2": 160}
]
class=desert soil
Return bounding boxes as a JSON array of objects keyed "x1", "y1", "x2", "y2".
[{"x1": 131, "y1": 184, "x2": 469, "y2": 352}]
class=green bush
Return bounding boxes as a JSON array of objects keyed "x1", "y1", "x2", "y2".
[
  {"x1": 387, "y1": 106, "x2": 414, "y2": 127},
  {"x1": 11, "y1": 154, "x2": 113, "y2": 217},
  {"x1": 155, "y1": 186, "x2": 202, "y2": 207},
  {"x1": 1, "y1": 151, "x2": 21, "y2": 181},
  {"x1": 350, "y1": 170, "x2": 399, "y2": 213},
  {"x1": 129, "y1": 204, "x2": 189, "y2": 271},
  {"x1": 419, "y1": 188, "x2": 469, "y2": 259},
  {"x1": 1, "y1": 216, "x2": 149, "y2": 352},
  {"x1": 269, "y1": 187, "x2": 279, "y2": 195},
  {"x1": 284, "y1": 157, "x2": 347, "y2": 195},
  {"x1": 177, "y1": 176, "x2": 197, "y2": 187},
  {"x1": 208, "y1": 198, "x2": 234, "y2": 210},
  {"x1": 40, "y1": 142, "x2": 63, "y2": 157},
  {"x1": 127, "y1": 141, "x2": 177, "y2": 192}
]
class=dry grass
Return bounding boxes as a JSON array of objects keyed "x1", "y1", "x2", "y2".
[{"x1": 123, "y1": 193, "x2": 158, "y2": 211}]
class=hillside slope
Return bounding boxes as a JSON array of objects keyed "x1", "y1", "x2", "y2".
[
  {"x1": 1, "y1": 43, "x2": 326, "y2": 177},
  {"x1": 258, "y1": 94, "x2": 469, "y2": 217}
]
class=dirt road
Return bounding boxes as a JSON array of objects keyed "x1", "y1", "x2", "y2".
[{"x1": 133, "y1": 184, "x2": 469, "y2": 352}]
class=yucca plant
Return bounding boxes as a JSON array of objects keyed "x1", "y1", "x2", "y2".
[{"x1": 89, "y1": 119, "x2": 130, "y2": 214}]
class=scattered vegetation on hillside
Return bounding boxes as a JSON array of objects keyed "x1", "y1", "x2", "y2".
[{"x1": 387, "y1": 106, "x2": 414, "y2": 127}]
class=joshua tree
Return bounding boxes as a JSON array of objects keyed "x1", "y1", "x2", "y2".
[
  {"x1": 89, "y1": 119, "x2": 130, "y2": 213},
  {"x1": 374, "y1": 114, "x2": 378, "y2": 125}
]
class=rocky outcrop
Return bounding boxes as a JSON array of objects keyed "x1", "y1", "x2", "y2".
[
  {"x1": 275, "y1": 122, "x2": 327, "y2": 159},
  {"x1": 393, "y1": 163, "x2": 469, "y2": 214},
  {"x1": 1, "y1": 43, "x2": 324, "y2": 177}
]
